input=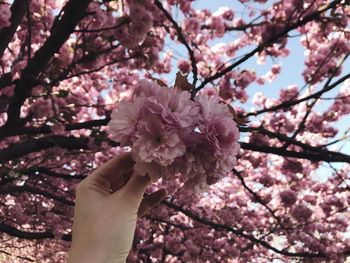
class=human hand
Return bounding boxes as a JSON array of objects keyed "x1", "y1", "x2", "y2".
[{"x1": 68, "y1": 152, "x2": 167, "y2": 263}]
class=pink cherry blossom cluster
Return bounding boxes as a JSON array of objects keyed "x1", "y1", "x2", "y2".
[
  {"x1": 108, "y1": 79, "x2": 240, "y2": 191},
  {"x1": 2, "y1": 0, "x2": 350, "y2": 261},
  {"x1": 324, "y1": 79, "x2": 350, "y2": 121},
  {"x1": 0, "y1": 2, "x2": 11, "y2": 29},
  {"x1": 300, "y1": 22, "x2": 350, "y2": 84},
  {"x1": 115, "y1": 1, "x2": 153, "y2": 48}
]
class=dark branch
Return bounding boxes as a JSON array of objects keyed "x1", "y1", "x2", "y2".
[
  {"x1": 161, "y1": 200, "x2": 326, "y2": 259},
  {"x1": 0, "y1": 73, "x2": 12, "y2": 89},
  {"x1": 7, "y1": 118, "x2": 110, "y2": 137},
  {"x1": 154, "y1": 0, "x2": 198, "y2": 88},
  {"x1": 0, "y1": 222, "x2": 71, "y2": 241},
  {"x1": 281, "y1": 53, "x2": 349, "y2": 149},
  {"x1": 0, "y1": 0, "x2": 29, "y2": 57},
  {"x1": 0, "y1": 185, "x2": 74, "y2": 206},
  {"x1": 0, "y1": 0, "x2": 93, "y2": 135},
  {"x1": 240, "y1": 142, "x2": 350, "y2": 163},
  {"x1": 0, "y1": 249, "x2": 35, "y2": 262},
  {"x1": 239, "y1": 126, "x2": 328, "y2": 153},
  {"x1": 233, "y1": 170, "x2": 284, "y2": 227},
  {"x1": 3, "y1": 118, "x2": 349, "y2": 165},
  {"x1": 25, "y1": 167, "x2": 87, "y2": 180},
  {"x1": 245, "y1": 71, "x2": 350, "y2": 117},
  {"x1": 0, "y1": 135, "x2": 89, "y2": 163},
  {"x1": 194, "y1": 0, "x2": 343, "y2": 94}
]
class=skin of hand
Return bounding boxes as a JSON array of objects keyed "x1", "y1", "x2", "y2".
[{"x1": 68, "y1": 152, "x2": 167, "y2": 263}]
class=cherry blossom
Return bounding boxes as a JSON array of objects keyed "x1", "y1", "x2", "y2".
[{"x1": 1, "y1": 0, "x2": 350, "y2": 262}]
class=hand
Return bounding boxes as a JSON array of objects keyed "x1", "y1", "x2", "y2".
[{"x1": 68, "y1": 152, "x2": 166, "y2": 263}]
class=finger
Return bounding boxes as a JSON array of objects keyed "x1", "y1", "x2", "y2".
[
  {"x1": 114, "y1": 172, "x2": 151, "y2": 205},
  {"x1": 86, "y1": 152, "x2": 134, "y2": 187},
  {"x1": 138, "y1": 189, "x2": 167, "y2": 217},
  {"x1": 110, "y1": 169, "x2": 133, "y2": 193}
]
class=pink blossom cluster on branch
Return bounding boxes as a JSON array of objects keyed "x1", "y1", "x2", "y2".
[
  {"x1": 115, "y1": 1, "x2": 154, "y2": 48},
  {"x1": 108, "y1": 79, "x2": 240, "y2": 191},
  {"x1": 1, "y1": 0, "x2": 350, "y2": 261},
  {"x1": 0, "y1": 2, "x2": 10, "y2": 29}
]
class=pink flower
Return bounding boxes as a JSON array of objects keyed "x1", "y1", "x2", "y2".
[
  {"x1": 115, "y1": 3, "x2": 153, "y2": 48},
  {"x1": 208, "y1": 16, "x2": 225, "y2": 37},
  {"x1": 133, "y1": 115, "x2": 186, "y2": 166},
  {"x1": 279, "y1": 85, "x2": 299, "y2": 101},
  {"x1": 196, "y1": 94, "x2": 240, "y2": 155},
  {"x1": 0, "y1": 4, "x2": 11, "y2": 29},
  {"x1": 281, "y1": 159, "x2": 303, "y2": 174},
  {"x1": 252, "y1": 92, "x2": 267, "y2": 106},
  {"x1": 192, "y1": 94, "x2": 240, "y2": 183},
  {"x1": 129, "y1": 3, "x2": 153, "y2": 37},
  {"x1": 177, "y1": 58, "x2": 191, "y2": 74},
  {"x1": 184, "y1": 17, "x2": 200, "y2": 35},
  {"x1": 165, "y1": 233, "x2": 183, "y2": 254},
  {"x1": 205, "y1": 116, "x2": 239, "y2": 152},
  {"x1": 134, "y1": 79, "x2": 161, "y2": 97},
  {"x1": 235, "y1": 70, "x2": 256, "y2": 89},
  {"x1": 135, "y1": 81, "x2": 199, "y2": 132},
  {"x1": 257, "y1": 172, "x2": 275, "y2": 187},
  {"x1": 108, "y1": 79, "x2": 240, "y2": 191},
  {"x1": 291, "y1": 203, "x2": 313, "y2": 221},
  {"x1": 280, "y1": 190, "x2": 297, "y2": 206},
  {"x1": 108, "y1": 100, "x2": 140, "y2": 146},
  {"x1": 132, "y1": 160, "x2": 166, "y2": 181},
  {"x1": 196, "y1": 93, "x2": 230, "y2": 120},
  {"x1": 214, "y1": 7, "x2": 234, "y2": 21},
  {"x1": 181, "y1": 132, "x2": 216, "y2": 178},
  {"x1": 161, "y1": 87, "x2": 199, "y2": 132},
  {"x1": 219, "y1": 75, "x2": 234, "y2": 101}
]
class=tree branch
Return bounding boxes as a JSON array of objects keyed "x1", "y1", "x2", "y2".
[
  {"x1": 194, "y1": 0, "x2": 343, "y2": 94},
  {"x1": 3, "y1": 118, "x2": 349, "y2": 164},
  {"x1": 0, "y1": 249, "x2": 35, "y2": 262},
  {"x1": 161, "y1": 200, "x2": 326, "y2": 259},
  {"x1": 154, "y1": 0, "x2": 198, "y2": 88},
  {"x1": 245, "y1": 71, "x2": 350, "y2": 117},
  {"x1": 0, "y1": 135, "x2": 89, "y2": 163},
  {"x1": 281, "y1": 53, "x2": 349, "y2": 149},
  {"x1": 0, "y1": 222, "x2": 71, "y2": 241},
  {"x1": 24, "y1": 167, "x2": 87, "y2": 180},
  {"x1": 0, "y1": 0, "x2": 29, "y2": 57},
  {"x1": 0, "y1": 73, "x2": 12, "y2": 89},
  {"x1": 240, "y1": 142, "x2": 350, "y2": 163},
  {"x1": 233, "y1": 170, "x2": 284, "y2": 228},
  {"x1": 0, "y1": 0, "x2": 93, "y2": 135},
  {"x1": 239, "y1": 126, "x2": 330, "y2": 153},
  {"x1": 0, "y1": 184, "x2": 74, "y2": 206},
  {"x1": 7, "y1": 118, "x2": 110, "y2": 137}
]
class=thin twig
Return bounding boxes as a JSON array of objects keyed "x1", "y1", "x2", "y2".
[{"x1": 154, "y1": 0, "x2": 198, "y2": 90}]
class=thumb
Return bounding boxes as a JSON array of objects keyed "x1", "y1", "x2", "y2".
[{"x1": 114, "y1": 172, "x2": 151, "y2": 206}]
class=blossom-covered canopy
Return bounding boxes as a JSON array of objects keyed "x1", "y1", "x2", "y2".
[{"x1": 0, "y1": 0, "x2": 350, "y2": 262}]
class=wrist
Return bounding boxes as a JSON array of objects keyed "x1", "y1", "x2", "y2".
[{"x1": 68, "y1": 248, "x2": 127, "y2": 263}]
